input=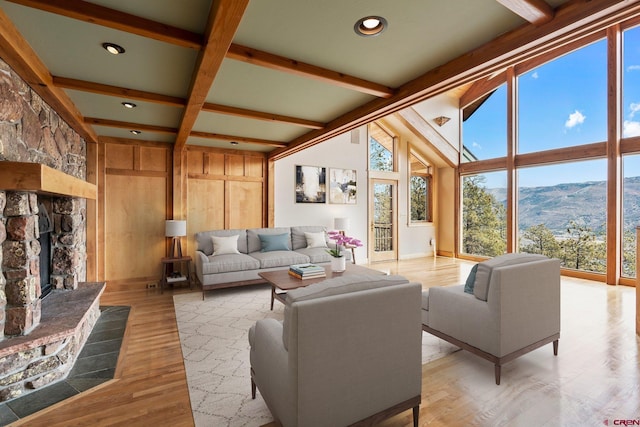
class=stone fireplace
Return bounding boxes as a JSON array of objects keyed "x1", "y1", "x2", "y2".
[{"x1": 0, "y1": 58, "x2": 102, "y2": 402}]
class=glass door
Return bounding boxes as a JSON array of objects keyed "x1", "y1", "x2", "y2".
[{"x1": 369, "y1": 179, "x2": 397, "y2": 262}]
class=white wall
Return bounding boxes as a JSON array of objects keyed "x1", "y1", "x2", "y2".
[
  {"x1": 274, "y1": 127, "x2": 370, "y2": 262},
  {"x1": 274, "y1": 121, "x2": 442, "y2": 262}
]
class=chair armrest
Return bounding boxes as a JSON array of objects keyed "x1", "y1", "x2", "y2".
[
  {"x1": 194, "y1": 251, "x2": 208, "y2": 283},
  {"x1": 249, "y1": 319, "x2": 295, "y2": 424}
]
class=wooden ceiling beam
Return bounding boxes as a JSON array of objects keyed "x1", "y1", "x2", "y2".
[
  {"x1": 496, "y1": 0, "x2": 555, "y2": 25},
  {"x1": 189, "y1": 131, "x2": 287, "y2": 148},
  {"x1": 4, "y1": 0, "x2": 203, "y2": 49},
  {"x1": 226, "y1": 44, "x2": 395, "y2": 98},
  {"x1": 173, "y1": 0, "x2": 251, "y2": 151},
  {"x1": 53, "y1": 76, "x2": 186, "y2": 107},
  {"x1": 271, "y1": 0, "x2": 640, "y2": 160},
  {"x1": 0, "y1": 8, "x2": 98, "y2": 144},
  {"x1": 460, "y1": 74, "x2": 507, "y2": 108},
  {"x1": 84, "y1": 117, "x2": 177, "y2": 134},
  {"x1": 201, "y1": 102, "x2": 325, "y2": 130}
]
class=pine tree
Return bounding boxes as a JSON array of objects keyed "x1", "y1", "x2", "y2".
[{"x1": 462, "y1": 176, "x2": 506, "y2": 257}]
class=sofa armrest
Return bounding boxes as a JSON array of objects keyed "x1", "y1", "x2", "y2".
[
  {"x1": 194, "y1": 250, "x2": 208, "y2": 284},
  {"x1": 249, "y1": 319, "x2": 295, "y2": 426},
  {"x1": 427, "y1": 285, "x2": 499, "y2": 355}
]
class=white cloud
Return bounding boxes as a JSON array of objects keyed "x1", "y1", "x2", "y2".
[
  {"x1": 531, "y1": 71, "x2": 539, "y2": 79},
  {"x1": 623, "y1": 120, "x2": 640, "y2": 137},
  {"x1": 629, "y1": 102, "x2": 640, "y2": 118},
  {"x1": 565, "y1": 110, "x2": 586, "y2": 129},
  {"x1": 628, "y1": 65, "x2": 640, "y2": 72},
  {"x1": 472, "y1": 141, "x2": 481, "y2": 149}
]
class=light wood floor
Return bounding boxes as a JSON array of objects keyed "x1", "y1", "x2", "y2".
[{"x1": 12, "y1": 257, "x2": 639, "y2": 426}]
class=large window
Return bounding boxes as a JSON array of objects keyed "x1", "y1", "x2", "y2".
[
  {"x1": 518, "y1": 160, "x2": 607, "y2": 273},
  {"x1": 623, "y1": 25, "x2": 640, "y2": 138},
  {"x1": 518, "y1": 40, "x2": 607, "y2": 153},
  {"x1": 369, "y1": 122, "x2": 395, "y2": 171},
  {"x1": 622, "y1": 154, "x2": 640, "y2": 278},
  {"x1": 462, "y1": 85, "x2": 507, "y2": 162},
  {"x1": 461, "y1": 172, "x2": 506, "y2": 257},
  {"x1": 409, "y1": 151, "x2": 432, "y2": 223}
]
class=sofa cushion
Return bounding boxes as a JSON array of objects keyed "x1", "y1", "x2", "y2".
[
  {"x1": 250, "y1": 250, "x2": 310, "y2": 269},
  {"x1": 304, "y1": 231, "x2": 328, "y2": 248},
  {"x1": 473, "y1": 253, "x2": 548, "y2": 301},
  {"x1": 463, "y1": 264, "x2": 479, "y2": 294},
  {"x1": 259, "y1": 233, "x2": 290, "y2": 252},
  {"x1": 290, "y1": 226, "x2": 328, "y2": 250},
  {"x1": 196, "y1": 229, "x2": 248, "y2": 255},
  {"x1": 294, "y1": 247, "x2": 333, "y2": 264},
  {"x1": 282, "y1": 274, "x2": 408, "y2": 350},
  {"x1": 247, "y1": 228, "x2": 291, "y2": 253},
  {"x1": 212, "y1": 235, "x2": 240, "y2": 255},
  {"x1": 202, "y1": 253, "x2": 260, "y2": 274}
]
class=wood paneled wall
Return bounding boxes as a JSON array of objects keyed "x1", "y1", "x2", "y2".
[
  {"x1": 185, "y1": 146, "x2": 267, "y2": 257},
  {"x1": 96, "y1": 142, "x2": 267, "y2": 288},
  {"x1": 99, "y1": 140, "x2": 171, "y2": 288}
]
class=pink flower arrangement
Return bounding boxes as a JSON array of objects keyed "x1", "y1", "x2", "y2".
[{"x1": 327, "y1": 230, "x2": 363, "y2": 258}]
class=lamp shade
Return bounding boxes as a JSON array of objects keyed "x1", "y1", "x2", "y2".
[
  {"x1": 334, "y1": 217, "x2": 350, "y2": 231},
  {"x1": 165, "y1": 220, "x2": 186, "y2": 237}
]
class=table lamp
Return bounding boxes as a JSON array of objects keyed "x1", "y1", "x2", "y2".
[
  {"x1": 334, "y1": 217, "x2": 350, "y2": 235},
  {"x1": 165, "y1": 220, "x2": 186, "y2": 258}
]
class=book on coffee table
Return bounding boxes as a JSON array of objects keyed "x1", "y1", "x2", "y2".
[{"x1": 289, "y1": 263, "x2": 326, "y2": 279}]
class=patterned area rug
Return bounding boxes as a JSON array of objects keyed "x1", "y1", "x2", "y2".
[{"x1": 174, "y1": 284, "x2": 459, "y2": 427}]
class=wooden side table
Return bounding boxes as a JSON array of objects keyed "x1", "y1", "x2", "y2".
[{"x1": 161, "y1": 256, "x2": 192, "y2": 293}]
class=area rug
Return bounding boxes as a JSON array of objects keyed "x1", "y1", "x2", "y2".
[{"x1": 174, "y1": 284, "x2": 459, "y2": 427}]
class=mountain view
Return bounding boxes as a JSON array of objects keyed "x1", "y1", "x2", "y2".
[{"x1": 487, "y1": 176, "x2": 640, "y2": 236}]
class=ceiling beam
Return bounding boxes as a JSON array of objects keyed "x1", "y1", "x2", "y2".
[
  {"x1": 173, "y1": 0, "x2": 251, "y2": 150},
  {"x1": 84, "y1": 117, "x2": 177, "y2": 134},
  {"x1": 201, "y1": 103, "x2": 325, "y2": 130},
  {"x1": 271, "y1": 0, "x2": 640, "y2": 160},
  {"x1": 496, "y1": 0, "x2": 555, "y2": 25},
  {"x1": 189, "y1": 131, "x2": 287, "y2": 148},
  {"x1": 53, "y1": 76, "x2": 186, "y2": 107},
  {"x1": 0, "y1": 7, "x2": 98, "y2": 144},
  {"x1": 4, "y1": 0, "x2": 203, "y2": 49},
  {"x1": 226, "y1": 44, "x2": 395, "y2": 98}
]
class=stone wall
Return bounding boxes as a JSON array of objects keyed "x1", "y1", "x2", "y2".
[{"x1": 0, "y1": 57, "x2": 87, "y2": 340}]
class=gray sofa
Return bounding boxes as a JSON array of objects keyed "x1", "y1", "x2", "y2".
[
  {"x1": 249, "y1": 274, "x2": 422, "y2": 426},
  {"x1": 421, "y1": 253, "x2": 561, "y2": 384},
  {"x1": 194, "y1": 226, "x2": 350, "y2": 298}
]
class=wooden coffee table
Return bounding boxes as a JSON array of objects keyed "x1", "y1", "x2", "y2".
[{"x1": 259, "y1": 264, "x2": 384, "y2": 310}]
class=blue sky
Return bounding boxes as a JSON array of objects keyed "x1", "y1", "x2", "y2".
[{"x1": 464, "y1": 25, "x2": 640, "y2": 189}]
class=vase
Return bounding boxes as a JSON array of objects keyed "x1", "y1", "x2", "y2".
[{"x1": 331, "y1": 256, "x2": 346, "y2": 273}]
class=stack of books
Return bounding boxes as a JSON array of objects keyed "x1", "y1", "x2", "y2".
[{"x1": 288, "y1": 263, "x2": 326, "y2": 280}]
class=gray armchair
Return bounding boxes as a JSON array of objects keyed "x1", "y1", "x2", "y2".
[
  {"x1": 249, "y1": 274, "x2": 423, "y2": 427},
  {"x1": 421, "y1": 253, "x2": 561, "y2": 384}
]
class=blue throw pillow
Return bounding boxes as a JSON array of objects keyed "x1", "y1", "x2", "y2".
[
  {"x1": 463, "y1": 264, "x2": 479, "y2": 294},
  {"x1": 259, "y1": 233, "x2": 290, "y2": 252}
]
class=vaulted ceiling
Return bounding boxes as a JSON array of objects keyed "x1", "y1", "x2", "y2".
[{"x1": 1, "y1": 0, "x2": 638, "y2": 160}]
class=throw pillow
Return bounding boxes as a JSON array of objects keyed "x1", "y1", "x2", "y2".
[
  {"x1": 211, "y1": 235, "x2": 240, "y2": 255},
  {"x1": 304, "y1": 231, "x2": 327, "y2": 248},
  {"x1": 463, "y1": 264, "x2": 478, "y2": 294},
  {"x1": 259, "y1": 233, "x2": 290, "y2": 252}
]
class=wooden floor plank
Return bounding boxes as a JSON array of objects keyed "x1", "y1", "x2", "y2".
[{"x1": 12, "y1": 257, "x2": 639, "y2": 426}]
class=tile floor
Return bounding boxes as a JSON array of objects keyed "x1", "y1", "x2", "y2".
[{"x1": 0, "y1": 306, "x2": 129, "y2": 425}]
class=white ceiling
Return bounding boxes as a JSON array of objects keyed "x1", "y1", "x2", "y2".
[{"x1": 1, "y1": 0, "x2": 629, "y2": 157}]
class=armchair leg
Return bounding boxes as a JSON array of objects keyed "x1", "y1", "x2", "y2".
[
  {"x1": 412, "y1": 405, "x2": 420, "y2": 427},
  {"x1": 553, "y1": 339, "x2": 559, "y2": 356},
  {"x1": 495, "y1": 364, "x2": 501, "y2": 385}
]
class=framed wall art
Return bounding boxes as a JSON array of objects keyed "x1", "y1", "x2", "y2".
[
  {"x1": 295, "y1": 165, "x2": 326, "y2": 203},
  {"x1": 329, "y1": 168, "x2": 357, "y2": 204}
]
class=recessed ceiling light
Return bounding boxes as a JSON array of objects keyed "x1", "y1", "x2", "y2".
[
  {"x1": 230, "y1": 141, "x2": 239, "y2": 145},
  {"x1": 354, "y1": 16, "x2": 387, "y2": 37},
  {"x1": 130, "y1": 130, "x2": 141, "y2": 135},
  {"x1": 102, "y1": 42, "x2": 125, "y2": 55},
  {"x1": 122, "y1": 102, "x2": 137, "y2": 109}
]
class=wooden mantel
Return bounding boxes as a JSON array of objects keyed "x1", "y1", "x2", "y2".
[{"x1": 0, "y1": 161, "x2": 96, "y2": 199}]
